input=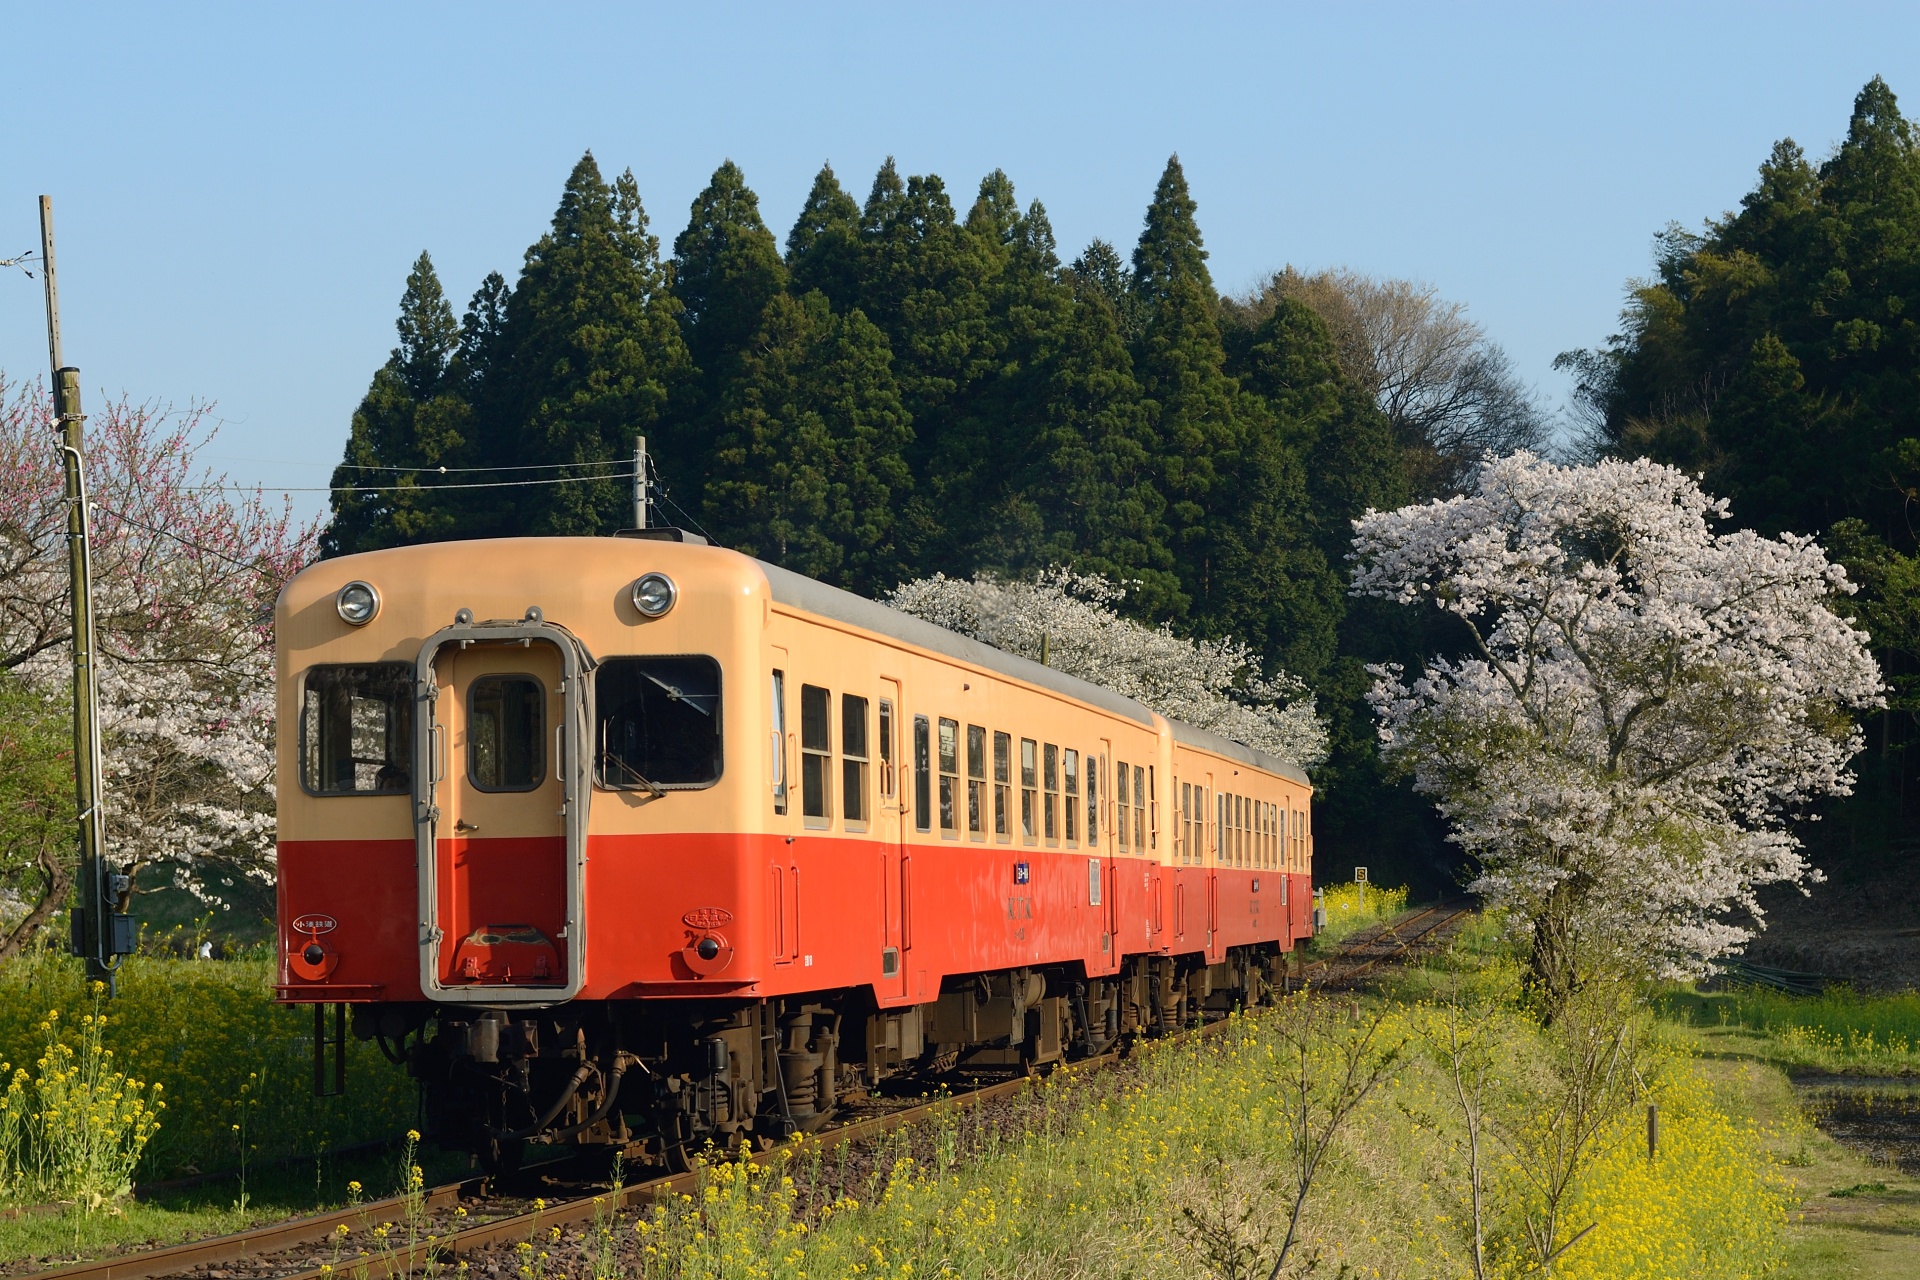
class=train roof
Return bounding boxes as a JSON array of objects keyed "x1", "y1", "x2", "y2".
[{"x1": 756, "y1": 558, "x2": 1311, "y2": 787}]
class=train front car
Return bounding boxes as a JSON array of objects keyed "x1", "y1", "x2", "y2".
[{"x1": 276, "y1": 533, "x2": 1318, "y2": 1172}]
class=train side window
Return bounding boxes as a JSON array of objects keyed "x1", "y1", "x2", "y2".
[
  {"x1": 595, "y1": 657, "x2": 724, "y2": 790},
  {"x1": 468, "y1": 674, "x2": 545, "y2": 791},
  {"x1": 938, "y1": 717, "x2": 959, "y2": 835},
  {"x1": 1087, "y1": 754, "x2": 1100, "y2": 848},
  {"x1": 1133, "y1": 765, "x2": 1147, "y2": 854},
  {"x1": 914, "y1": 716, "x2": 931, "y2": 832},
  {"x1": 1064, "y1": 749, "x2": 1079, "y2": 845},
  {"x1": 801, "y1": 684, "x2": 832, "y2": 827},
  {"x1": 842, "y1": 694, "x2": 869, "y2": 830},
  {"x1": 1020, "y1": 738, "x2": 1038, "y2": 843},
  {"x1": 300, "y1": 663, "x2": 413, "y2": 795},
  {"x1": 966, "y1": 724, "x2": 986, "y2": 839},
  {"x1": 771, "y1": 671, "x2": 788, "y2": 815},
  {"x1": 993, "y1": 731, "x2": 1011, "y2": 841},
  {"x1": 1115, "y1": 761, "x2": 1129, "y2": 852},
  {"x1": 1148, "y1": 765, "x2": 1157, "y2": 852},
  {"x1": 878, "y1": 701, "x2": 895, "y2": 801},
  {"x1": 1216, "y1": 792, "x2": 1227, "y2": 863},
  {"x1": 1183, "y1": 783, "x2": 1195, "y2": 864},
  {"x1": 1043, "y1": 744, "x2": 1059, "y2": 844}
]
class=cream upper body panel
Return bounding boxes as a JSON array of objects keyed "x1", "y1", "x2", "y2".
[
  {"x1": 277, "y1": 536, "x2": 1312, "y2": 855},
  {"x1": 277, "y1": 538, "x2": 766, "y2": 843}
]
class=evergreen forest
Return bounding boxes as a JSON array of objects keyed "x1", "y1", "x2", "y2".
[{"x1": 327, "y1": 77, "x2": 1920, "y2": 889}]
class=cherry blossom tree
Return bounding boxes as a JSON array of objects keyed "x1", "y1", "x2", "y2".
[
  {"x1": 886, "y1": 568, "x2": 1328, "y2": 768},
  {"x1": 1351, "y1": 452, "x2": 1881, "y2": 1007},
  {"x1": 0, "y1": 374, "x2": 314, "y2": 946}
]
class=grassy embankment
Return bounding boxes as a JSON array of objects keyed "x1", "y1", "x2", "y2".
[
  {"x1": 1659, "y1": 981, "x2": 1920, "y2": 1278},
  {"x1": 0, "y1": 947, "x2": 430, "y2": 1264},
  {"x1": 620, "y1": 911, "x2": 1788, "y2": 1279}
]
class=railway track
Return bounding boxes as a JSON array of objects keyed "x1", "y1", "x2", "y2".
[
  {"x1": 29, "y1": 902, "x2": 1472, "y2": 1280},
  {"x1": 1297, "y1": 900, "x2": 1474, "y2": 989}
]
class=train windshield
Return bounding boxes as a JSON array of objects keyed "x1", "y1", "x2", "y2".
[
  {"x1": 300, "y1": 663, "x2": 414, "y2": 795},
  {"x1": 595, "y1": 657, "x2": 723, "y2": 789}
]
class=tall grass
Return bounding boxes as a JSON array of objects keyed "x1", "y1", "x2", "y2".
[
  {"x1": 1664, "y1": 984, "x2": 1920, "y2": 1074},
  {"x1": 625, "y1": 994, "x2": 1789, "y2": 1279},
  {"x1": 0, "y1": 948, "x2": 415, "y2": 1185},
  {"x1": 1312, "y1": 881, "x2": 1411, "y2": 947},
  {"x1": 0, "y1": 988, "x2": 164, "y2": 1210}
]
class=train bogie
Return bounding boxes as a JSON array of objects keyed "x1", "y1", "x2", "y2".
[{"x1": 275, "y1": 534, "x2": 1315, "y2": 1168}]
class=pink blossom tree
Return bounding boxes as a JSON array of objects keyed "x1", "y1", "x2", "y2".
[
  {"x1": 1351, "y1": 452, "x2": 1881, "y2": 1007},
  {"x1": 887, "y1": 568, "x2": 1328, "y2": 768},
  {"x1": 0, "y1": 374, "x2": 316, "y2": 954}
]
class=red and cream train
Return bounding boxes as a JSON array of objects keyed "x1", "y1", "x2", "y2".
[{"x1": 274, "y1": 531, "x2": 1316, "y2": 1169}]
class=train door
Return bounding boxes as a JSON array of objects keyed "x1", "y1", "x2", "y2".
[
  {"x1": 1205, "y1": 770, "x2": 1220, "y2": 960},
  {"x1": 1099, "y1": 741, "x2": 1118, "y2": 949},
  {"x1": 877, "y1": 677, "x2": 908, "y2": 1000},
  {"x1": 770, "y1": 652, "x2": 799, "y2": 967},
  {"x1": 430, "y1": 641, "x2": 568, "y2": 989}
]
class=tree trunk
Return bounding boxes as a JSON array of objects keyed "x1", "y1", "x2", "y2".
[
  {"x1": 0, "y1": 846, "x2": 73, "y2": 968},
  {"x1": 1528, "y1": 887, "x2": 1579, "y2": 1025}
]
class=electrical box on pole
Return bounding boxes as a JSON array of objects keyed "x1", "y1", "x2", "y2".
[{"x1": 40, "y1": 196, "x2": 131, "y2": 989}]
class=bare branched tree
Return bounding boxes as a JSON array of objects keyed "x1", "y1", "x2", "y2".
[{"x1": 1232, "y1": 269, "x2": 1553, "y2": 496}]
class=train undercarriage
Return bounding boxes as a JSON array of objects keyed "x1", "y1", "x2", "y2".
[{"x1": 355, "y1": 946, "x2": 1293, "y2": 1172}]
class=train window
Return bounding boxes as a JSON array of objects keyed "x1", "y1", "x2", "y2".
[
  {"x1": 1043, "y1": 745, "x2": 1059, "y2": 843},
  {"x1": 468, "y1": 675, "x2": 545, "y2": 791},
  {"x1": 1148, "y1": 765, "x2": 1157, "y2": 852},
  {"x1": 842, "y1": 694, "x2": 869, "y2": 830},
  {"x1": 1020, "y1": 739, "x2": 1038, "y2": 843},
  {"x1": 1115, "y1": 761, "x2": 1129, "y2": 852},
  {"x1": 914, "y1": 716, "x2": 931, "y2": 832},
  {"x1": 595, "y1": 657, "x2": 723, "y2": 791},
  {"x1": 879, "y1": 701, "x2": 895, "y2": 801},
  {"x1": 771, "y1": 671, "x2": 788, "y2": 815},
  {"x1": 967, "y1": 724, "x2": 986, "y2": 839},
  {"x1": 1133, "y1": 765, "x2": 1147, "y2": 854},
  {"x1": 1216, "y1": 792, "x2": 1227, "y2": 863},
  {"x1": 300, "y1": 663, "x2": 413, "y2": 795},
  {"x1": 800, "y1": 684, "x2": 831, "y2": 826},
  {"x1": 1064, "y1": 749, "x2": 1079, "y2": 845},
  {"x1": 1087, "y1": 754, "x2": 1100, "y2": 848},
  {"x1": 993, "y1": 731, "x2": 1011, "y2": 841},
  {"x1": 938, "y1": 718, "x2": 959, "y2": 834}
]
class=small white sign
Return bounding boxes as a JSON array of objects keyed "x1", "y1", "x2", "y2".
[{"x1": 1354, "y1": 866, "x2": 1368, "y2": 884}]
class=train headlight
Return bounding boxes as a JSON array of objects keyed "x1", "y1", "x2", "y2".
[
  {"x1": 631, "y1": 572, "x2": 677, "y2": 619},
  {"x1": 336, "y1": 581, "x2": 380, "y2": 626}
]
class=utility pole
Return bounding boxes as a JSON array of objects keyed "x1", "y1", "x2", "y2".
[
  {"x1": 633, "y1": 435, "x2": 649, "y2": 530},
  {"x1": 40, "y1": 196, "x2": 129, "y2": 990}
]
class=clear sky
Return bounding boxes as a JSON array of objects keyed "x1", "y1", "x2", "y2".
[{"x1": 2, "y1": 2, "x2": 1915, "y2": 524}]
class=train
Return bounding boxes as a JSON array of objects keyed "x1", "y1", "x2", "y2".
[{"x1": 274, "y1": 530, "x2": 1317, "y2": 1171}]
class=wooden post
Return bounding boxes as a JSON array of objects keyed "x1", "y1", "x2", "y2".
[{"x1": 1648, "y1": 1103, "x2": 1659, "y2": 1161}]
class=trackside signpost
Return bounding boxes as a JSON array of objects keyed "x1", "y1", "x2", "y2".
[{"x1": 38, "y1": 195, "x2": 133, "y2": 990}]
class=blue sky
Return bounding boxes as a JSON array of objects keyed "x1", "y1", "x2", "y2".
[{"x1": 2, "y1": 2, "x2": 1915, "y2": 524}]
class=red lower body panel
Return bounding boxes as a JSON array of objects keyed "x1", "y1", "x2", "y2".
[{"x1": 276, "y1": 833, "x2": 1310, "y2": 1006}]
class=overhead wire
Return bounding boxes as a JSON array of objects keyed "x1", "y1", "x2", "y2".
[{"x1": 185, "y1": 470, "x2": 639, "y2": 495}]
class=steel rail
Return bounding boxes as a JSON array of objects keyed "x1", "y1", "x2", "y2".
[
  {"x1": 1299, "y1": 901, "x2": 1472, "y2": 987},
  {"x1": 27, "y1": 1177, "x2": 485, "y2": 1280}
]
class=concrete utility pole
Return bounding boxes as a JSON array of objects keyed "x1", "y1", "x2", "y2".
[
  {"x1": 40, "y1": 196, "x2": 129, "y2": 989},
  {"x1": 633, "y1": 435, "x2": 649, "y2": 530}
]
